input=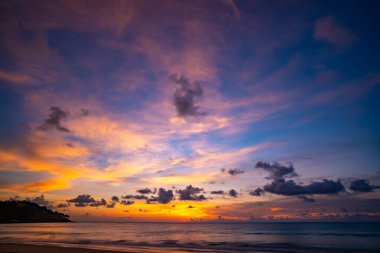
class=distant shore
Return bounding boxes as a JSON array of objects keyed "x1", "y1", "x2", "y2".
[{"x1": 1, "y1": 242, "x2": 379, "y2": 253}]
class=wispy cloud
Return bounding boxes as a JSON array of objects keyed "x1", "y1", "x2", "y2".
[{"x1": 314, "y1": 16, "x2": 356, "y2": 46}]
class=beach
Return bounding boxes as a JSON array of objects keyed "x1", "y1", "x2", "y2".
[
  {"x1": 2, "y1": 242, "x2": 380, "y2": 253},
  {"x1": 0, "y1": 243, "x2": 165, "y2": 253}
]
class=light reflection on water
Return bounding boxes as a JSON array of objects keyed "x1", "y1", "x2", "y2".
[{"x1": 0, "y1": 222, "x2": 379, "y2": 251}]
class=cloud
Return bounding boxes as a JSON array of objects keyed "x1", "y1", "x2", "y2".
[
  {"x1": 210, "y1": 195, "x2": 380, "y2": 222},
  {"x1": 255, "y1": 161, "x2": 297, "y2": 180},
  {"x1": 210, "y1": 190, "x2": 224, "y2": 195},
  {"x1": 263, "y1": 179, "x2": 345, "y2": 196},
  {"x1": 229, "y1": 189, "x2": 238, "y2": 197},
  {"x1": 111, "y1": 196, "x2": 119, "y2": 202},
  {"x1": 26, "y1": 194, "x2": 53, "y2": 208},
  {"x1": 80, "y1": 109, "x2": 89, "y2": 116},
  {"x1": 249, "y1": 187, "x2": 264, "y2": 196},
  {"x1": 38, "y1": 106, "x2": 70, "y2": 132},
  {"x1": 226, "y1": 0, "x2": 240, "y2": 20},
  {"x1": 297, "y1": 196, "x2": 316, "y2": 203},
  {"x1": 56, "y1": 203, "x2": 69, "y2": 208},
  {"x1": 171, "y1": 74, "x2": 205, "y2": 118},
  {"x1": 121, "y1": 194, "x2": 148, "y2": 200},
  {"x1": 178, "y1": 185, "x2": 206, "y2": 201},
  {"x1": 68, "y1": 194, "x2": 95, "y2": 204},
  {"x1": 67, "y1": 194, "x2": 107, "y2": 207},
  {"x1": 120, "y1": 200, "x2": 135, "y2": 205},
  {"x1": 157, "y1": 188, "x2": 174, "y2": 204},
  {"x1": 136, "y1": 188, "x2": 152, "y2": 194},
  {"x1": 89, "y1": 198, "x2": 107, "y2": 207},
  {"x1": 3, "y1": 1, "x2": 136, "y2": 37},
  {"x1": 0, "y1": 69, "x2": 36, "y2": 85},
  {"x1": 106, "y1": 202, "x2": 116, "y2": 208},
  {"x1": 73, "y1": 203, "x2": 86, "y2": 207},
  {"x1": 349, "y1": 179, "x2": 379, "y2": 192},
  {"x1": 314, "y1": 16, "x2": 356, "y2": 46},
  {"x1": 223, "y1": 168, "x2": 245, "y2": 176}
]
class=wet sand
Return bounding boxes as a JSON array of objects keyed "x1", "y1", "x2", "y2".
[
  {"x1": 1, "y1": 242, "x2": 379, "y2": 253},
  {"x1": 1, "y1": 243, "x2": 178, "y2": 253}
]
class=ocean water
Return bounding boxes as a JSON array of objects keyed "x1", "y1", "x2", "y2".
[{"x1": 0, "y1": 222, "x2": 379, "y2": 252}]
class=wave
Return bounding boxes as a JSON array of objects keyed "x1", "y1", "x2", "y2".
[{"x1": 2, "y1": 222, "x2": 380, "y2": 251}]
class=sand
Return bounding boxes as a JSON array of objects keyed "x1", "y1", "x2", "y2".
[
  {"x1": 0, "y1": 243, "x2": 186, "y2": 253},
  {"x1": 0, "y1": 242, "x2": 378, "y2": 253}
]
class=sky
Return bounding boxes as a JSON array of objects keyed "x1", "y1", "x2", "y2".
[{"x1": 0, "y1": 0, "x2": 380, "y2": 222}]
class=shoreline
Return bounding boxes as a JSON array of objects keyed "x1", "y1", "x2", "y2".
[
  {"x1": 1, "y1": 242, "x2": 379, "y2": 253},
  {"x1": 1, "y1": 243, "x2": 184, "y2": 253}
]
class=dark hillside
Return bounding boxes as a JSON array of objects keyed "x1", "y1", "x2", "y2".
[{"x1": 0, "y1": 200, "x2": 71, "y2": 223}]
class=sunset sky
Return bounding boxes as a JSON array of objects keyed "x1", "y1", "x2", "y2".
[{"x1": 0, "y1": 0, "x2": 380, "y2": 222}]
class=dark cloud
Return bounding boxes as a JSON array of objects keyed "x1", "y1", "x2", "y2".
[
  {"x1": 89, "y1": 198, "x2": 107, "y2": 207},
  {"x1": 121, "y1": 194, "x2": 148, "y2": 200},
  {"x1": 136, "y1": 188, "x2": 152, "y2": 194},
  {"x1": 38, "y1": 106, "x2": 70, "y2": 132},
  {"x1": 178, "y1": 185, "x2": 206, "y2": 201},
  {"x1": 80, "y1": 109, "x2": 89, "y2": 116},
  {"x1": 349, "y1": 179, "x2": 379, "y2": 192},
  {"x1": 229, "y1": 189, "x2": 238, "y2": 197},
  {"x1": 171, "y1": 74, "x2": 204, "y2": 118},
  {"x1": 222, "y1": 168, "x2": 244, "y2": 176},
  {"x1": 249, "y1": 187, "x2": 264, "y2": 196},
  {"x1": 263, "y1": 179, "x2": 345, "y2": 196},
  {"x1": 210, "y1": 190, "x2": 224, "y2": 195},
  {"x1": 106, "y1": 202, "x2": 116, "y2": 208},
  {"x1": 145, "y1": 197, "x2": 156, "y2": 204},
  {"x1": 157, "y1": 188, "x2": 174, "y2": 204},
  {"x1": 111, "y1": 196, "x2": 119, "y2": 202},
  {"x1": 65, "y1": 142, "x2": 74, "y2": 147},
  {"x1": 255, "y1": 161, "x2": 297, "y2": 180},
  {"x1": 56, "y1": 203, "x2": 69, "y2": 208},
  {"x1": 68, "y1": 194, "x2": 95, "y2": 204},
  {"x1": 67, "y1": 194, "x2": 107, "y2": 208},
  {"x1": 297, "y1": 196, "x2": 316, "y2": 203},
  {"x1": 120, "y1": 200, "x2": 135, "y2": 205}
]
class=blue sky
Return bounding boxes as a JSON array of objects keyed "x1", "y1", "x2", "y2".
[{"x1": 0, "y1": 0, "x2": 379, "y2": 221}]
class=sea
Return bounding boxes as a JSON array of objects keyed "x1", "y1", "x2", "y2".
[{"x1": 1, "y1": 222, "x2": 380, "y2": 252}]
